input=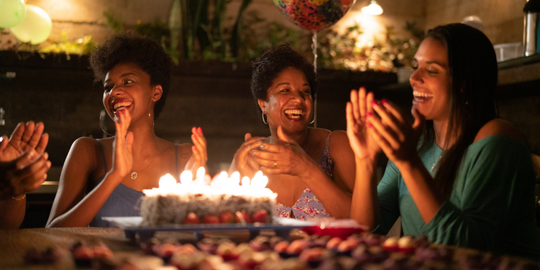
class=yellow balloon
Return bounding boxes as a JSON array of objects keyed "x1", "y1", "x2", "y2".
[
  {"x1": 10, "y1": 5, "x2": 52, "y2": 45},
  {"x1": 0, "y1": 0, "x2": 26, "y2": 28}
]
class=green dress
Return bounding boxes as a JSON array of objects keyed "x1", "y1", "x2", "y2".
[{"x1": 375, "y1": 135, "x2": 540, "y2": 260}]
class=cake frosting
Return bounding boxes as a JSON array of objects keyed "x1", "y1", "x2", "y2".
[{"x1": 140, "y1": 171, "x2": 277, "y2": 226}]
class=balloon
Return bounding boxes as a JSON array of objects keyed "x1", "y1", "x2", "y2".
[
  {"x1": 273, "y1": 0, "x2": 356, "y2": 32},
  {"x1": 0, "y1": 0, "x2": 26, "y2": 28},
  {"x1": 10, "y1": 5, "x2": 52, "y2": 44}
]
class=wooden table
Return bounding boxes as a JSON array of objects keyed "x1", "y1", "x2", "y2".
[
  {"x1": 2, "y1": 228, "x2": 540, "y2": 270},
  {"x1": 0, "y1": 227, "x2": 169, "y2": 269}
]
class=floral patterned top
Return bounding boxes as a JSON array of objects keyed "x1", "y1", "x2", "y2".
[{"x1": 274, "y1": 132, "x2": 334, "y2": 220}]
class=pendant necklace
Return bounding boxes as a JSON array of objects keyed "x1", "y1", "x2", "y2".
[
  {"x1": 131, "y1": 142, "x2": 158, "y2": 179},
  {"x1": 431, "y1": 151, "x2": 444, "y2": 173}
]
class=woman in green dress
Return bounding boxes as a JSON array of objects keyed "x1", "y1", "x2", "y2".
[{"x1": 347, "y1": 23, "x2": 540, "y2": 260}]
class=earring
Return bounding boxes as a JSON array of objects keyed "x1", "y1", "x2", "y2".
[
  {"x1": 309, "y1": 116, "x2": 316, "y2": 125},
  {"x1": 262, "y1": 111, "x2": 268, "y2": 125}
]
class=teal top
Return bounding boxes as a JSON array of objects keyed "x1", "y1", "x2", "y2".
[{"x1": 374, "y1": 135, "x2": 540, "y2": 260}]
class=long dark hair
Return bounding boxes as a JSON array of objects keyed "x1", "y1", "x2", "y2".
[{"x1": 418, "y1": 23, "x2": 498, "y2": 197}]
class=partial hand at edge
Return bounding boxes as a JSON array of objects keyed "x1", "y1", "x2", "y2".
[
  {"x1": 0, "y1": 149, "x2": 51, "y2": 198},
  {"x1": 0, "y1": 121, "x2": 49, "y2": 162}
]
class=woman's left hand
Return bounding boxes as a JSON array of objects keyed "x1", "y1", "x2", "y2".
[
  {"x1": 368, "y1": 100, "x2": 425, "y2": 166},
  {"x1": 190, "y1": 127, "x2": 207, "y2": 171},
  {"x1": 250, "y1": 126, "x2": 315, "y2": 177}
]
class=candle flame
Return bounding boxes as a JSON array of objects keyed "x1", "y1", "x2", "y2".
[
  {"x1": 159, "y1": 173, "x2": 177, "y2": 189},
  {"x1": 241, "y1": 176, "x2": 250, "y2": 186},
  {"x1": 230, "y1": 171, "x2": 240, "y2": 186},
  {"x1": 180, "y1": 170, "x2": 193, "y2": 185},
  {"x1": 196, "y1": 167, "x2": 206, "y2": 180}
]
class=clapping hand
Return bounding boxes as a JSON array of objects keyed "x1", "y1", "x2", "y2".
[
  {"x1": 250, "y1": 126, "x2": 313, "y2": 177},
  {"x1": 189, "y1": 127, "x2": 208, "y2": 171},
  {"x1": 0, "y1": 121, "x2": 50, "y2": 198},
  {"x1": 0, "y1": 121, "x2": 48, "y2": 162},
  {"x1": 0, "y1": 149, "x2": 51, "y2": 198},
  {"x1": 367, "y1": 98, "x2": 425, "y2": 166},
  {"x1": 346, "y1": 88, "x2": 381, "y2": 162},
  {"x1": 232, "y1": 133, "x2": 265, "y2": 177},
  {"x1": 111, "y1": 110, "x2": 133, "y2": 180}
]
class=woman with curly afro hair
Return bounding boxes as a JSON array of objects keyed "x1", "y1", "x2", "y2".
[
  {"x1": 47, "y1": 32, "x2": 207, "y2": 227},
  {"x1": 230, "y1": 45, "x2": 356, "y2": 220}
]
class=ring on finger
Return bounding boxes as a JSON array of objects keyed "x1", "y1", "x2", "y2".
[{"x1": 273, "y1": 162, "x2": 277, "y2": 167}]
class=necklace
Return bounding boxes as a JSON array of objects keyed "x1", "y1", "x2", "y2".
[
  {"x1": 130, "y1": 148, "x2": 157, "y2": 179},
  {"x1": 430, "y1": 151, "x2": 443, "y2": 173}
]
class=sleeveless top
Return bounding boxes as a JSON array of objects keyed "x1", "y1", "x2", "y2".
[
  {"x1": 89, "y1": 140, "x2": 179, "y2": 227},
  {"x1": 273, "y1": 132, "x2": 334, "y2": 220}
]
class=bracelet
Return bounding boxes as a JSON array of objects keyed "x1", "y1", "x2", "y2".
[{"x1": 11, "y1": 194, "x2": 26, "y2": 201}]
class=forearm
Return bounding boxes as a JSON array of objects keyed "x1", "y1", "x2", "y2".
[
  {"x1": 0, "y1": 197, "x2": 26, "y2": 229},
  {"x1": 47, "y1": 173, "x2": 121, "y2": 227},
  {"x1": 350, "y1": 158, "x2": 379, "y2": 230},
  {"x1": 396, "y1": 157, "x2": 444, "y2": 224},
  {"x1": 302, "y1": 163, "x2": 352, "y2": 219}
]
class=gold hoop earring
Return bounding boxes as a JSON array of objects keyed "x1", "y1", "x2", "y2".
[
  {"x1": 309, "y1": 116, "x2": 316, "y2": 125},
  {"x1": 99, "y1": 109, "x2": 115, "y2": 137},
  {"x1": 262, "y1": 111, "x2": 268, "y2": 125}
]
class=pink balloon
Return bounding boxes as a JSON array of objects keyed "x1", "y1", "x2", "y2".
[{"x1": 273, "y1": 0, "x2": 356, "y2": 32}]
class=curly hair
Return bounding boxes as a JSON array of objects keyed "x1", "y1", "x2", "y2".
[
  {"x1": 89, "y1": 31, "x2": 173, "y2": 118},
  {"x1": 251, "y1": 44, "x2": 318, "y2": 115}
]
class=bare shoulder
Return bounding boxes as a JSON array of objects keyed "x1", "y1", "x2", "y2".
[
  {"x1": 474, "y1": 119, "x2": 526, "y2": 144},
  {"x1": 328, "y1": 130, "x2": 351, "y2": 150},
  {"x1": 168, "y1": 141, "x2": 193, "y2": 163},
  {"x1": 69, "y1": 137, "x2": 103, "y2": 157}
]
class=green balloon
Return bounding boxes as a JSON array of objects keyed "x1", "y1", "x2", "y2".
[
  {"x1": 0, "y1": 0, "x2": 26, "y2": 28},
  {"x1": 10, "y1": 5, "x2": 52, "y2": 45}
]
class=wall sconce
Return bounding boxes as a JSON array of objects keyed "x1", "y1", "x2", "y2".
[{"x1": 362, "y1": 0, "x2": 383, "y2": 16}]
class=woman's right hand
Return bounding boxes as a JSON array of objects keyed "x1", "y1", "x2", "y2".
[
  {"x1": 231, "y1": 133, "x2": 265, "y2": 177},
  {"x1": 346, "y1": 87, "x2": 381, "y2": 162},
  {"x1": 110, "y1": 110, "x2": 133, "y2": 181}
]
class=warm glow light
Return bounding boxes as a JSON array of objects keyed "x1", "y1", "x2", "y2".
[
  {"x1": 196, "y1": 167, "x2": 206, "y2": 180},
  {"x1": 159, "y1": 173, "x2": 177, "y2": 189},
  {"x1": 145, "y1": 170, "x2": 277, "y2": 201},
  {"x1": 180, "y1": 170, "x2": 193, "y2": 185},
  {"x1": 241, "y1": 176, "x2": 251, "y2": 186},
  {"x1": 361, "y1": 0, "x2": 383, "y2": 16},
  {"x1": 230, "y1": 171, "x2": 240, "y2": 186}
]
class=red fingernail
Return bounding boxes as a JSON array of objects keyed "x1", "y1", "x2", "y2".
[
  {"x1": 367, "y1": 112, "x2": 372, "y2": 116},
  {"x1": 381, "y1": 99, "x2": 388, "y2": 105},
  {"x1": 367, "y1": 122, "x2": 373, "y2": 128},
  {"x1": 371, "y1": 101, "x2": 378, "y2": 106},
  {"x1": 198, "y1": 127, "x2": 202, "y2": 133}
]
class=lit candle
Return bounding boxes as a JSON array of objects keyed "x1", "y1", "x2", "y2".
[
  {"x1": 241, "y1": 176, "x2": 250, "y2": 187},
  {"x1": 180, "y1": 170, "x2": 193, "y2": 186},
  {"x1": 159, "y1": 173, "x2": 177, "y2": 191}
]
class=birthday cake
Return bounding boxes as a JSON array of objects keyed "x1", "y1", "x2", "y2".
[{"x1": 140, "y1": 171, "x2": 277, "y2": 226}]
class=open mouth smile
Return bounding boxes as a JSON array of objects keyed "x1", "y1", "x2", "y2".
[
  {"x1": 284, "y1": 109, "x2": 303, "y2": 119},
  {"x1": 413, "y1": 91, "x2": 433, "y2": 103},
  {"x1": 112, "y1": 100, "x2": 132, "y2": 112}
]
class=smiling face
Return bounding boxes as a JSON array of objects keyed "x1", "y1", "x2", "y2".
[
  {"x1": 410, "y1": 37, "x2": 452, "y2": 122},
  {"x1": 258, "y1": 67, "x2": 313, "y2": 133},
  {"x1": 102, "y1": 62, "x2": 162, "y2": 122}
]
